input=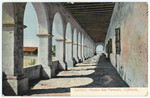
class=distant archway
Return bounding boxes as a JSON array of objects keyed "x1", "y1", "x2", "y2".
[{"x1": 96, "y1": 45, "x2": 103, "y2": 54}]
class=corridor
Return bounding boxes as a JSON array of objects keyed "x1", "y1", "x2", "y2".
[
  {"x1": 25, "y1": 54, "x2": 128, "y2": 96},
  {"x1": 2, "y1": 2, "x2": 148, "y2": 96}
]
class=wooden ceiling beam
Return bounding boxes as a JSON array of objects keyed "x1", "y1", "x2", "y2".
[
  {"x1": 62, "y1": 3, "x2": 115, "y2": 6},
  {"x1": 61, "y1": 3, "x2": 114, "y2": 42},
  {"x1": 65, "y1": 6, "x2": 114, "y2": 10},
  {"x1": 69, "y1": 9, "x2": 114, "y2": 12}
]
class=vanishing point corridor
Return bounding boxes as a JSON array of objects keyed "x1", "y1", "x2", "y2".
[
  {"x1": 2, "y1": 2, "x2": 148, "y2": 96},
  {"x1": 25, "y1": 54, "x2": 128, "y2": 96}
]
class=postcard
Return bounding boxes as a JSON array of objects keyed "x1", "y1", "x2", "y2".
[{"x1": 1, "y1": 0, "x2": 149, "y2": 97}]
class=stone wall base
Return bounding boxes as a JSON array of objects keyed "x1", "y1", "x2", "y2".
[{"x1": 2, "y1": 75, "x2": 29, "y2": 96}]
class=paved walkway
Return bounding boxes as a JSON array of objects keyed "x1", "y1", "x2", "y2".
[{"x1": 25, "y1": 54, "x2": 128, "y2": 96}]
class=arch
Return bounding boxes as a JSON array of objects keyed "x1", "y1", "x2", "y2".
[
  {"x1": 52, "y1": 12, "x2": 64, "y2": 39},
  {"x1": 2, "y1": 2, "x2": 52, "y2": 94},
  {"x1": 96, "y1": 45, "x2": 104, "y2": 54},
  {"x1": 2, "y1": 3, "x2": 14, "y2": 23},
  {"x1": 24, "y1": 3, "x2": 51, "y2": 78},
  {"x1": 65, "y1": 22, "x2": 73, "y2": 66},
  {"x1": 52, "y1": 12, "x2": 66, "y2": 69},
  {"x1": 31, "y1": 3, "x2": 49, "y2": 34},
  {"x1": 78, "y1": 32, "x2": 82, "y2": 60},
  {"x1": 66, "y1": 22, "x2": 72, "y2": 41},
  {"x1": 81, "y1": 33, "x2": 84, "y2": 60},
  {"x1": 23, "y1": 2, "x2": 39, "y2": 67},
  {"x1": 73, "y1": 28, "x2": 78, "y2": 62}
]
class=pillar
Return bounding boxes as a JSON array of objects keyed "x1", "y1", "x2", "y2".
[
  {"x1": 37, "y1": 34, "x2": 53, "y2": 78},
  {"x1": 66, "y1": 41, "x2": 74, "y2": 67},
  {"x1": 2, "y1": 3, "x2": 29, "y2": 95}
]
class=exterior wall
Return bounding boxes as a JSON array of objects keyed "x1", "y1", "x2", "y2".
[{"x1": 105, "y1": 2, "x2": 148, "y2": 87}]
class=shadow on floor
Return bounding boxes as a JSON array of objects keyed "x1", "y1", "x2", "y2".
[{"x1": 25, "y1": 55, "x2": 129, "y2": 96}]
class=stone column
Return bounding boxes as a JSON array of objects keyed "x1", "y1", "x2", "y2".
[
  {"x1": 56, "y1": 39, "x2": 67, "y2": 70},
  {"x1": 2, "y1": 23, "x2": 29, "y2": 95},
  {"x1": 73, "y1": 42, "x2": 78, "y2": 62},
  {"x1": 76, "y1": 32, "x2": 80, "y2": 63},
  {"x1": 37, "y1": 34, "x2": 53, "y2": 78},
  {"x1": 66, "y1": 41, "x2": 74, "y2": 67}
]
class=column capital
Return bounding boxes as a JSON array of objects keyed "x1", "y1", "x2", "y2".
[
  {"x1": 66, "y1": 41, "x2": 73, "y2": 43},
  {"x1": 73, "y1": 43, "x2": 78, "y2": 45},
  {"x1": 3, "y1": 23, "x2": 27, "y2": 29},
  {"x1": 55, "y1": 39, "x2": 66, "y2": 41},
  {"x1": 78, "y1": 44, "x2": 82, "y2": 46},
  {"x1": 37, "y1": 34, "x2": 53, "y2": 37}
]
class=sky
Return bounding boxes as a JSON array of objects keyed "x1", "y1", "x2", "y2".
[
  {"x1": 96, "y1": 45, "x2": 103, "y2": 54},
  {"x1": 23, "y1": 2, "x2": 95, "y2": 49},
  {"x1": 24, "y1": 2, "x2": 39, "y2": 47},
  {"x1": 24, "y1": 2, "x2": 59, "y2": 47}
]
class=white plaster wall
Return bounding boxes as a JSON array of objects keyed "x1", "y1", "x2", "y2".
[{"x1": 105, "y1": 2, "x2": 148, "y2": 87}]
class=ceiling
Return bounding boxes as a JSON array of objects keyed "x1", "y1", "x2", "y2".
[{"x1": 62, "y1": 2, "x2": 115, "y2": 43}]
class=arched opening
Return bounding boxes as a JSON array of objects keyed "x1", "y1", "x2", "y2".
[
  {"x1": 81, "y1": 33, "x2": 84, "y2": 60},
  {"x1": 65, "y1": 22, "x2": 73, "y2": 66},
  {"x1": 78, "y1": 32, "x2": 82, "y2": 61},
  {"x1": 23, "y1": 2, "x2": 51, "y2": 78},
  {"x1": 96, "y1": 45, "x2": 104, "y2": 54},
  {"x1": 52, "y1": 12, "x2": 65, "y2": 69},
  {"x1": 73, "y1": 29, "x2": 78, "y2": 62},
  {"x1": 23, "y1": 2, "x2": 39, "y2": 67},
  {"x1": 85, "y1": 37, "x2": 88, "y2": 59}
]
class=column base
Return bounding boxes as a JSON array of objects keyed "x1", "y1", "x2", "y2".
[
  {"x1": 41, "y1": 66, "x2": 51, "y2": 79},
  {"x1": 51, "y1": 67, "x2": 56, "y2": 78},
  {"x1": 58, "y1": 61, "x2": 67, "y2": 71},
  {"x1": 72, "y1": 58, "x2": 77, "y2": 67},
  {"x1": 2, "y1": 74, "x2": 29, "y2": 96},
  {"x1": 78, "y1": 57, "x2": 82, "y2": 63}
]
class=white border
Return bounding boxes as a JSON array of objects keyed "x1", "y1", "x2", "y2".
[{"x1": 0, "y1": 0, "x2": 149, "y2": 98}]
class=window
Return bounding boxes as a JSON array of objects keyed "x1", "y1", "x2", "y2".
[
  {"x1": 115, "y1": 27, "x2": 121, "y2": 54},
  {"x1": 108, "y1": 39, "x2": 112, "y2": 53},
  {"x1": 106, "y1": 44, "x2": 108, "y2": 53}
]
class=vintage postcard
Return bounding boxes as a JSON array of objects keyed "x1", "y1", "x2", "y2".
[{"x1": 1, "y1": 0, "x2": 149, "y2": 97}]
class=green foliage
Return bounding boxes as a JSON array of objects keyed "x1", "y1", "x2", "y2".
[
  {"x1": 52, "y1": 45, "x2": 56, "y2": 56},
  {"x1": 53, "y1": 45, "x2": 56, "y2": 51},
  {"x1": 24, "y1": 54, "x2": 37, "y2": 56},
  {"x1": 29, "y1": 59, "x2": 36, "y2": 66}
]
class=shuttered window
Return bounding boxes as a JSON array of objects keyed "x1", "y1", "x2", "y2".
[
  {"x1": 115, "y1": 28, "x2": 121, "y2": 54},
  {"x1": 109, "y1": 39, "x2": 112, "y2": 53}
]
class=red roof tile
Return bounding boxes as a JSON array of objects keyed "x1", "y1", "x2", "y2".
[{"x1": 24, "y1": 47, "x2": 38, "y2": 52}]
